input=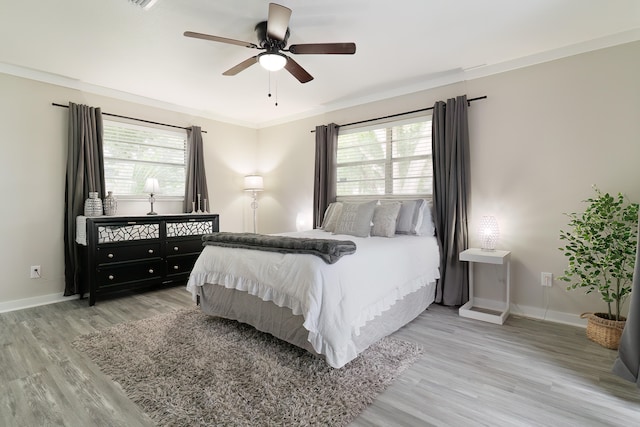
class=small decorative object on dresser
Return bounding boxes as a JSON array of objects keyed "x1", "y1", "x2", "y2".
[
  {"x1": 81, "y1": 214, "x2": 219, "y2": 305},
  {"x1": 83, "y1": 192, "x2": 103, "y2": 217},
  {"x1": 143, "y1": 178, "x2": 160, "y2": 215},
  {"x1": 103, "y1": 191, "x2": 118, "y2": 216}
]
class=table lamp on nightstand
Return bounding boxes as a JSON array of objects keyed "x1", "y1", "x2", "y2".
[{"x1": 480, "y1": 215, "x2": 499, "y2": 251}]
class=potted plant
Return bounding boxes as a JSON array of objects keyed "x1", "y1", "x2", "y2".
[{"x1": 559, "y1": 186, "x2": 639, "y2": 349}]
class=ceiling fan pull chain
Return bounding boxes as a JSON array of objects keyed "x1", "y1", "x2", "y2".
[
  {"x1": 275, "y1": 75, "x2": 278, "y2": 107},
  {"x1": 267, "y1": 71, "x2": 272, "y2": 99}
]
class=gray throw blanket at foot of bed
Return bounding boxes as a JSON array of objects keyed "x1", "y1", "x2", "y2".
[{"x1": 202, "y1": 232, "x2": 356, "y2": 264}]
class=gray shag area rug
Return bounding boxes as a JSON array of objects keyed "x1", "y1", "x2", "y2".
[{"x1": 72, "y1": 307, "x2": 423, "y2": 427}]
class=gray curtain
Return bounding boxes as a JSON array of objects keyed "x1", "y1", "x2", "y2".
[
  {"x1": 64, "y1": 102, "x2": 105, "y2": 296},
  {"x1": 313, "y1": 123, "x2": 339, "y2": 228},
  {"x1": 432, "y1": 95, "x2": 470, "y2": 306},
  {"x1": 613, "y1": 213, "x2": 640, "y2": 387},
  {"x1": 184, "y1": 126, "x2": 209, "y2": 212}
]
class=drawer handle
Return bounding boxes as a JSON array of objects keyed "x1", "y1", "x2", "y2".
[
  {"x1": 148, "y1": 269, "x2": 154, "y2": 274},
  {"x1": 148, "y1": 249, "x2": 154, "y2": 254},
  {"x1": 173, "y1": 246, "x2": 179, "y2": 251},
  {"x1": 173, "y1": 265, "x2": 179, "y2": 270},
  {"x1": 108, "y1": 275, "x2": 114, "y2": 280},
  {"x1": 107, "y1": 253, "x2": 114, "y2": 259}
]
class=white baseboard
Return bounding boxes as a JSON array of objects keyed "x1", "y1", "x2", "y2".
[
  {"x1": 0, "y1": 292, "x2": 80, "y2": 314},
  {"x1": 510, "y1": 303, "x2": 587, "y2": 328},
  {"x1": 472, "y1": 297, "x2": 587, "y2": 328}
]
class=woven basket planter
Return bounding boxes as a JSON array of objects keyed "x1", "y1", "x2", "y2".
[{"x1": 580, "y1": 313, "x2": 626, "y2": 350}]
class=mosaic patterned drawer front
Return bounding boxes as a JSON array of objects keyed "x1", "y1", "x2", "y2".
[
  {"x1": 166, "y1": 220, "x2": 214, "y2": 237},
  {"x1": 97, "y1": 223, "x2": 160, "y2": 244}
]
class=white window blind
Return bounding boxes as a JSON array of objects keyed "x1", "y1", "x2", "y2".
[
  {"x1": 336, "y1": 116, "x2": 432, "y2": 197},
  {"x1": 103, "y1": 120, "x2": 187, "y2": 198}
]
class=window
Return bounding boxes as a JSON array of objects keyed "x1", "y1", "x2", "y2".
[
  {"x1": 103, "y1": 120, "x2": 187, "y2": 198},
  {"x1": 336, "y1": 116, "x2": 432, "y2": 198}
]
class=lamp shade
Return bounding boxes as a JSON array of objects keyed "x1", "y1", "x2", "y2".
[
  {"x1": 143, "y1": 177, "x2": 160, "y2": 194},
  {"x1": 258, "y1": 53, "x2": 287, "y2": 71},
  {"x1": 479, "y1": 215, "x2": 499, "y2": 251},
  {"x1": 244, "y1": 175, "x2": 264, "y2": 191}
]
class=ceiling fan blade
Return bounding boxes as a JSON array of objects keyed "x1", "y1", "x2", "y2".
[
  {"x1": 267, "y1": 3, "x2": 292, "y2": 41},
  {"x1": 284, "y1": 57, "x2": 313, "y2": 83},
  {"x1": 288, "y1": 43, "x2": 356, "y2": 55},
  {"x1": 184, "y1": 31, "x2": 258, "y2": 49},
  {"x1": 222, "y1": 56, "x2": 259, "y2": 76}
]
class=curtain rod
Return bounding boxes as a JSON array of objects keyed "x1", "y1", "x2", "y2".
[
  {"x1": 310, "y1": 95, "x2": 487, "y2": 133},
  {"x1": 51, "y1": 102, "x2": 207, "y2": 134}
]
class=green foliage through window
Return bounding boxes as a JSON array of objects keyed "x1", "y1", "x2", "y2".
[
  {"x1": 337, "y1": 117, "x2": 432, "y2": 197},
  {"x1": 103, "y1": 120, "x2": 187, "y2": 197}
]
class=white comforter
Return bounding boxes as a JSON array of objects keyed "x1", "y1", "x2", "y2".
[{"x1": 186, "y1": 229, "x2": 440, "y2": 368}]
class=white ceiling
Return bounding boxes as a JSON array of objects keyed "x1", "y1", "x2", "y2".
[{"x1": 1, "y1": 0, "x2": 639, "y2": 128}]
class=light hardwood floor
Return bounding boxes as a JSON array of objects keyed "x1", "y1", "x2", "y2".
[{"x1": 1, "y1": 287, "x2": 639, "y2": 426}]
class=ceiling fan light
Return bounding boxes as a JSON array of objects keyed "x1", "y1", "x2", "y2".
[{"x1": 259, "y1": 53, "x2": 287, "y2": 71}]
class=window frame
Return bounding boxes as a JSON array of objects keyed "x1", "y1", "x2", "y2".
[
  {"x1": 335, "y1": 115, "x2": 433, "y2": 201},
  {"x1": 102, "y1": 119, "x2": 188, "y2": 200}
]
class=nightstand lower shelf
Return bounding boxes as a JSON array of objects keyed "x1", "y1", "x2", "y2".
[{"x1": 459, "y1": 302, "x2": 509, "y2": 325}]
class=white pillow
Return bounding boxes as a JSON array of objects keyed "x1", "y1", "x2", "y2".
[
  {"x1": 371, "y1": 202, "x2": 401, "y2": 237},
  {"x1": 321, "y1": 202, "x2": 343, "y2": 233},
  {"x1": 333, "y1": 200, "x2": 377, "y2": 238},
  {"x1": 395, "y1": 199, "x2": 427, "y2": 235},
  {"x1": 417, "y1": 201, "x2": 435, "y2": 236}
]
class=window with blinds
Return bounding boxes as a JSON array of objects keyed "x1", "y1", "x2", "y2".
[
  {"x1": 336, "y1": 116, "x2": 432, "y2": 197},
  {"x1": 103, "y1": 120, "x2": 187, "y2": 198}
]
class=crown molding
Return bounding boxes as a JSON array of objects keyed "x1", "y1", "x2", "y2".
[
  {"x1": 2, "y1": 28, "x2": 639, "y2": 129},
  {"x1": 256, "y1": 28, "x2": 640, "y2": 128},
  {"x1": 0, "y1": 62, "x2": 258, "y2": 129}
]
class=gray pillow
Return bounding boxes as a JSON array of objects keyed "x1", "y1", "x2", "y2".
[
  {"x1": 321, "y1": 202, "x2": 343, "y2": 233},
  {"x1": 333, "y1": 200, "x2": 377, "y2": 238},
  {"x1": 371, "y1": 202, "x2": 401, "y2": 237},
  {"x1": 395, "y1": 199, "x2": 427, "y2": 235}
]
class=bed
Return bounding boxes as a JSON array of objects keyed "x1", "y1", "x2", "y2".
[{"x1": 186, "y1": 199, "x2": 440, "y2": 368}]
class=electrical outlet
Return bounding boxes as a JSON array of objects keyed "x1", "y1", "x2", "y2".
[
  {"x1": 30, "y1": 265, "x2": 41, "y2": 279},
  {"x1": 541, "y1": 272, "x2": 553, "y2": 287}
]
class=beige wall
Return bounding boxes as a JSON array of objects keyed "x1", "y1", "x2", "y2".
[
  {"x1": 0, "y1": 73, "x2": 258, "y2": 308},
  {"x1": 257, "y1": 41, "x2": 640, "y2": 324}
]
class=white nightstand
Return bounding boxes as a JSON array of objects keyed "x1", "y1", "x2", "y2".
[{"x1": 458, "y1": 248, "x2": 511, "y2": 325}]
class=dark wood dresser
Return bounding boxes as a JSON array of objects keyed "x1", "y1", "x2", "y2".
[{"x1": 82, "y1": 214, "x2": 219, "y2": 305}]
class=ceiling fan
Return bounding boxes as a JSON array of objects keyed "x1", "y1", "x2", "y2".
[{"x1": 184, "y1": 3, "x2": 356, "y2": 84}]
